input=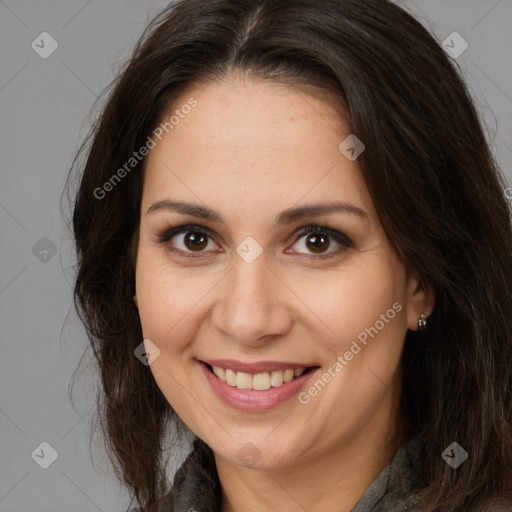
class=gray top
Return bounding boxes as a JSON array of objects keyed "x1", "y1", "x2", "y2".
[
  {"x1": 349, "y1": 438, "x2": 422, "y2": 512},
  {"x1": 129, "y1": 436, "x2": 509, "y2": 511}
]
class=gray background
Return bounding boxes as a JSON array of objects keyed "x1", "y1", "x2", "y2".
[{"x1": 1, "y1": 1, "x2": 511, "y2": 511}]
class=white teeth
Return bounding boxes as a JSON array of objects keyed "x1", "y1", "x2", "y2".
[
  {"x1": 225, "y1": 369, "x2": 237, "y2": 386},
  {"x1": 253, "y1": 372, "x2": 271, "y2": 391},
  {"x1": 270, "y1": 370, "x2": 283, "y2": 387},
  {"x1": 212, "y1": 366, "x2": 226, "y2": 381},
  {"x1": 210, "y1": 365, "x2": 308, "y2": 390},
  {"x1": 235, "y1": 372, "x2": 253, "y2": 389},
  {"x1": 283, "y1": 369, "x2": 294, "y2": 382}
]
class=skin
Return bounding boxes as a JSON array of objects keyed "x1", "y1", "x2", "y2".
[{"x1": 134, "y1": 75, "x2": 435, "y2": 512}]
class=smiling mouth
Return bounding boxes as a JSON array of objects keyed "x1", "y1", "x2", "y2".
[{"x1": 204, "y1": 363, "x2": 318, "y2": 391}]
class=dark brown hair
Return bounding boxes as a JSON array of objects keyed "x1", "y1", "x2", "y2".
[{"x1": 66, "y1": 0, "x2": 512, "y2": 510}]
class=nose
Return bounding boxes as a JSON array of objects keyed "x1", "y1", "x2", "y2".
[{"x1": 211, "y1": 252, "x2": 293, "y2": 347}]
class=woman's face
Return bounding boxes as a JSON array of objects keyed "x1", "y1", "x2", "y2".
[{"x1": 135, "y1": 77, "x2": 430, "y2": 469}]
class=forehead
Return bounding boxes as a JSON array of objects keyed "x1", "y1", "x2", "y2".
[
  {"x1": 157, "y1": 76, "x2": 348, "y2": 146},
  {"x1": 141, "y1": 77, "x2": 374, "y2": 221}
]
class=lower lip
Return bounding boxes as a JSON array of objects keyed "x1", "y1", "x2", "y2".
[{"x1": 199, "y1": 361, "x2": 320, "y2": 412}]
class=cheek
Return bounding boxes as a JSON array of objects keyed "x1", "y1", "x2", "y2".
[
  {"x1": 135, "y1": 238, "x2": 408, "y2": 357},
  {"x1": 316, "y1": 261, "x2": 406, "y2": 354},
  {"x1": 135, "y1": 248, "x2": 222, "y2": 362},
  {"x1": 309, "y1": 266, "x2": 407, "y2": 423},
  {"x1": 134, "y1": 252, "x2": 206, "y2": 426}
]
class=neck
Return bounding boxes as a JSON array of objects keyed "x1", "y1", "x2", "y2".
[{"x1": 214, "y1": 382, "x2": 405, "y2": 512}]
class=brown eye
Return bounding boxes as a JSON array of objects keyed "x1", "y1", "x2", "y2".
[
  {"x1": 289, "y1": 226, "x2": 353, "y2": 258},
  {"x1": 183, "y1": 231, "x2": 209, "y2": 251},
  {"x1": 156, "y1": 224, "x2": 218, "y2": 257},
  {"x1": 305, "y1": 233, "x2": 330, "y2": 253}
]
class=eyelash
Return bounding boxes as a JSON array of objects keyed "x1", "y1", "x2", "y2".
[{"x1": 155, "y1": 223, "x2": 353, "y2": 260}]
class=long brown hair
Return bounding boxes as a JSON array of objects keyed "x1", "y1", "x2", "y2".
[{"x1": 66, "y1": 0, "x2": 512, "y2": 510}]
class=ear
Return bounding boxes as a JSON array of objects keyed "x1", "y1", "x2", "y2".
[
  {"x1": 133, "y1": 293, "x2": 138, "y2": 308},
  {"x1": 406, "y1": 273, "x2": 435, "y2": 331}
]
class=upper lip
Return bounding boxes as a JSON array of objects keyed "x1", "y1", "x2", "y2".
[{"x1": 201, "y1": 359, "x2": 317, "y2": 374}]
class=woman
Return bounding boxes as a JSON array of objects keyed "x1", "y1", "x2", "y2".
[{"x1": 68, "y1": 0, "x2": 512, "y2": 510}]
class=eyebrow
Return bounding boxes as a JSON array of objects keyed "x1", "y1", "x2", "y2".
[{"x1": 146, "y1": 200, "x2": 369, "y2": 226}]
